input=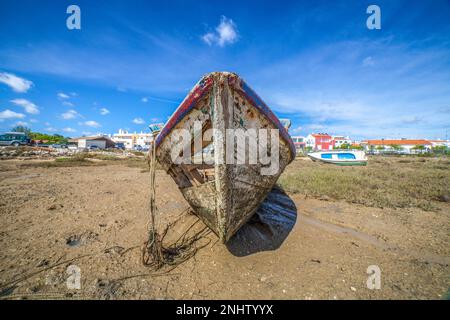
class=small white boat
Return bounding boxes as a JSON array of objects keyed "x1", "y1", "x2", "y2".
[{"x1": 308, "y1": 150, "x2": 368, "y2": 166}]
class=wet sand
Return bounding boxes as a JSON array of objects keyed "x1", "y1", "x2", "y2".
[{"x1": 0, "y1": 160, "x2": 448, "y2": 299}]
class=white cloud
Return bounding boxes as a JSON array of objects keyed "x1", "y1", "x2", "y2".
[
  {"x1": 62, "y1": 101, "x2": 74, "y2": 107},
  {"x1": 362, "y1": 56, "x2": 375, "y2": 67},
  {"x1": 133, "y1": 117, "x2": 145, "y2": 124},
  {"x1": 14, "y1": 121, "x2": 28, "y2": 127},
  {"x1": 61, "y1": 109, "x2": 80, "y2": 120},
  {"x1": 0, "y1": 109, "x2": 26, "y2": 120},
  {"x1": 29, "y1": 119, "x2": 38, "y2": 123},
  {"x1": 57, "y1": 92, "x2": 70, "y2": 99},
  {"x1": 291, "y1": 126, "x2": 303, "y2": 134},
  {"x1": 202, "y1": 16, "x2": 238, "y2": 47},
  {"x1": 0, "y1": 72, "x2": 33, "y2": 93},
  {"x1": 81, "y1": 120, "x2": 101, "y2": 128},
  {"x1": 141, "y1": 97, "x2": 148, "y2": 103},
  {"x1": 63, "y1": 127, "x2": 76, "y2": 133},
  {"x1": 99, "y1": 107, "x2": 110, "y2": 115},
  {"x1": 202, "y1": 33, "x2": 216, "y2": 46},
  {"x1": 45, "y1": 127, "x2": 57, "y2": 132},
  {"x1": 10, "y1": 99, "x2": 39, "y2": 114}
]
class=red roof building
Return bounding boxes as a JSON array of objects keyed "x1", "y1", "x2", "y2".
[{"x1": 306, "y1": 133, "x2": 333, "y2": 151}]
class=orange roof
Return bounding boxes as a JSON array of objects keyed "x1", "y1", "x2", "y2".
[
  {"x1": 312, "y1": 133, "x2": 331, "y2": 137},
  {"x1": 364, "y1": 139, "x2": 431, "y2": 146}
]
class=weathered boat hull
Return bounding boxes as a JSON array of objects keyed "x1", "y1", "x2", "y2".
[{"x1": 155, "y1": 72, "x2": 295, "y2": 243}]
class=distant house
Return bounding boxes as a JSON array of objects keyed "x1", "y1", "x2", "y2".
[
  {"x1": 69, "y1": 136, "x2": 115, "y2": 149},
  {"x1": 305, "y1": 133, "x2": 333, "y2": 151},
  {"x1": 361, "y1": 139, "x2": 432, "y2": 154},
  {"x1": 291, "y1": 136, "x2": 306, "y2": 153},
  {"x1": 112, "y1": 129, "x2": 154, "y2": 150},
  {"x1": 428, "y1": 140, "x2": 450, "y2": 148},
  {"x1": 332, "y1": 136, "x2": 352, "y2": 149}
]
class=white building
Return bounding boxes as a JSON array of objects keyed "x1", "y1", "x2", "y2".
[
  {"x1": 69, "y1": 136, "x2": 115, "y2": 149},
  {"x1": 332, "y1": 136, "x2": 352, "y2": 149},
  {"x1": 361, "y1": 139, "x2": 432, "y2": 154},
  {"x1": 112, "y1": 129, "x2": 154, "y2": 150},
  {"x1": 291, "y1": 136, "x2": 306, "y2": 153},
  {"x1": 429, "y1": 140, "x2": 450, "y2": 148}
]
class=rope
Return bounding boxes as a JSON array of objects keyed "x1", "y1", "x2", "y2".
[{"x1": 142, "y1": 137, "x2": 212, "y2": 270}]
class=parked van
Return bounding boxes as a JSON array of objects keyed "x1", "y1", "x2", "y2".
[{"x1": 0, "y1": 132, "x2": 31, "y2": 146}]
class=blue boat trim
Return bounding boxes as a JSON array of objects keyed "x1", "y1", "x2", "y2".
[{"x1": 320, "y1": 153, "x2": 357, "y2": 160}]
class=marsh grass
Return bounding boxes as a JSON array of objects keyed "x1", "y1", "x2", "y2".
[
  {"x1": 19, "y1": 152, "x2": 152, "y2": 171},
  {"x1": 278, "y1": 156, "x2": 450, "y2": 211}
]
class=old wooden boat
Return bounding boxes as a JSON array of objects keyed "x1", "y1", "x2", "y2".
[
  {"x1": 154, "y1": 72, "x2": 296, "y2": 243},
  {"x1": 308, "y1": 150, "x2": 368, "y2": 166}
]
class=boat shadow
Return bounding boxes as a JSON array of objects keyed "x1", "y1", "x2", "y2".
[{"x1": 226, "y1": 186, "x2": 297, "y2": 257}]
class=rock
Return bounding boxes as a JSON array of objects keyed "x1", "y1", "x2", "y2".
[
  {"x1": 350, "y1": 286, "x2": 356, "y2": 292},
  {"x1": 37, "y1": 259, "x2": 49, "y2": 267},
  {"x1": 104, "y1": 246, "x2": 125, "y2": 255},
  {"x1": 438, "y1": 194, "x2": 450, "y2": 202}
]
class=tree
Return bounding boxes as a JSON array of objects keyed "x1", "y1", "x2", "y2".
[
  {"x1": 389, "y1": 144, "x2": 403, "y2": 152},
  {"x1": 11, "y1": 125, "x2": 31, "y2": 135},
  {"x1": 339, "y1": 143, "x2": 351, "y2": 150},
  {"x1": 432, "y1": 145, "x2": 448, "y2": 155},
  {"x1": 29, "y1": 132, "x2": 69, "y2": 144}
]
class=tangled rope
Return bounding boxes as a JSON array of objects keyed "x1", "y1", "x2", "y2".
[{"x1": 142, "y1": 138, "x2": 211, "y2": 270}]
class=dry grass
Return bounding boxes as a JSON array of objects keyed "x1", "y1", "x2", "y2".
[
  {"x1": 19, "y1": 152, "x2": 150, "y2": 170},
  {"x1": 278, "y1": 156, "x2": 450, "y2": 211}
]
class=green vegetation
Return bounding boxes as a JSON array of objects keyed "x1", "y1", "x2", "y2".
[
  {"x1": 335, "y1": 143, "x2": 363, "y2": 151},
  {"x1": 278, "y1": 156, "x2": 450, "y2": 211},
  {"x1": 10, "y1": 125, "x2": 70, "y2": 144},
  {"x1": 389, "y1": 144, "x2": 404, "y2": 152},
  {"x1": 10, "y1": 125, "x2": 31, "y2": 135},
  {"x1": 432, "y1": 145, "x2": 450, "y2": 155},
  {"x1": 30, "y1": 132, "x2": 69, "y2": 144}
]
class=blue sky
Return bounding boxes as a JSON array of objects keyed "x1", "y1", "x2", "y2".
[{"x1": 0, "y1": 0, "x2": 449, "y2": 139}]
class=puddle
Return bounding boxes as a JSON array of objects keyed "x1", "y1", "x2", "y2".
[
  {"x1": 66, "y1": 231, "x2": 98, "y2": 248},
  {"x1": 66, "y1": 236, "x2": 81, "y2": 247},
  {"x1": 227, "y1": 186, "x2": 297, "y2": 257}
]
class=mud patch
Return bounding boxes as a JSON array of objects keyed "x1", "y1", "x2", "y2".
[{"x1": 66, "y1": 231, "x2": 98, "y2": 247}]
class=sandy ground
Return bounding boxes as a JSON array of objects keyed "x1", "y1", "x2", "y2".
[{"x1": 0, "y1": 159, "x2": 449, "y2": 299}]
